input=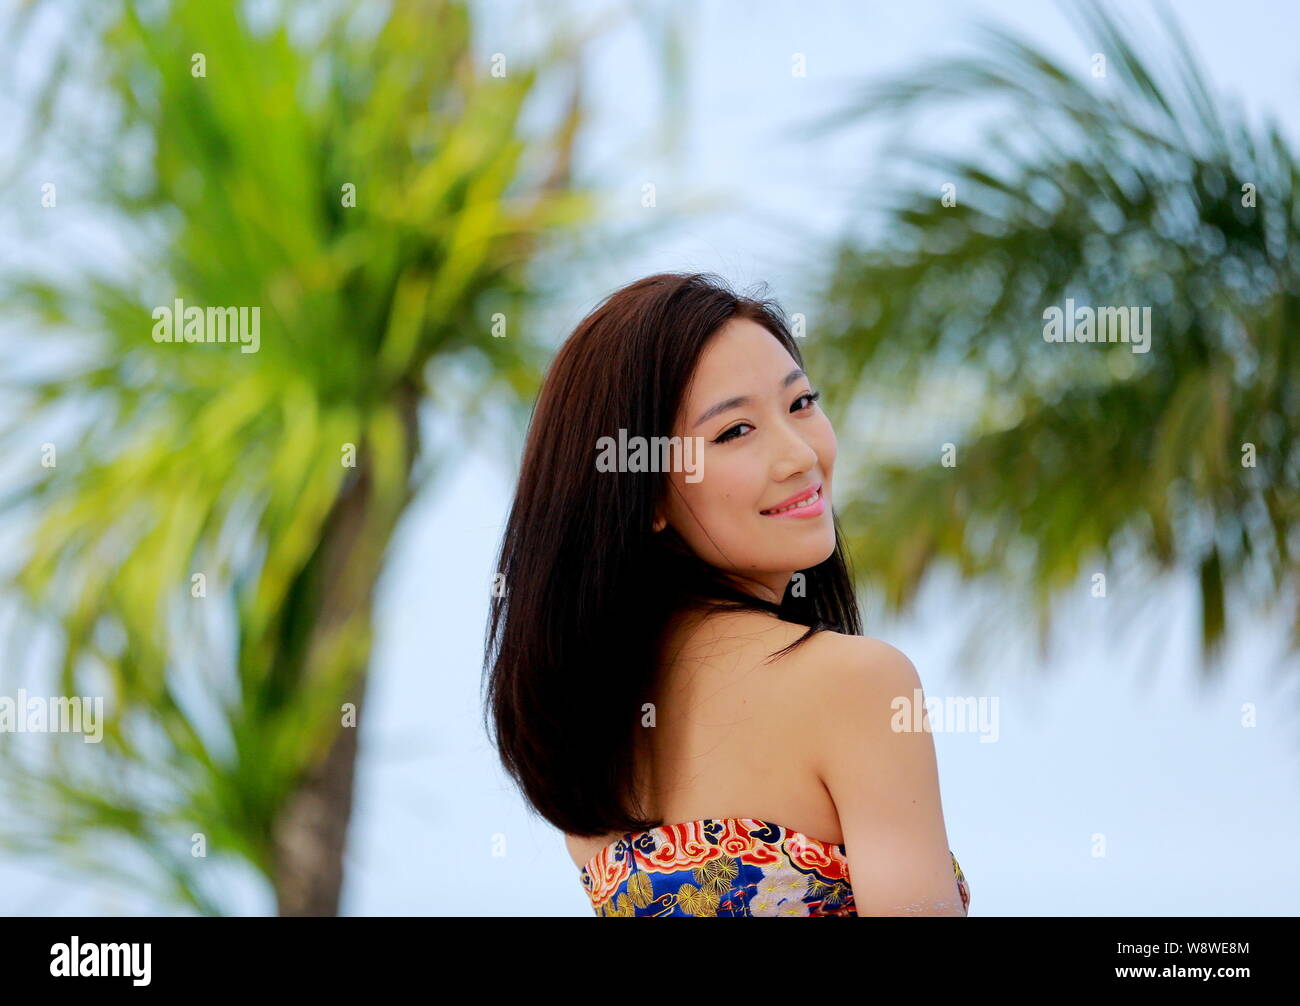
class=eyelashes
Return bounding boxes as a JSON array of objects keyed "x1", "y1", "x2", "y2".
[
  {"x1": 712, "y1": 389, "x2": 821, "y2": 444},
  {"x1": 713, "y1": 424, "x2": 749, "y2": 444}
]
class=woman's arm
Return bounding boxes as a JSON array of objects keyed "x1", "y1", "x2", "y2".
[{"x1": 810, "y1": 634, "x2": 968, "y2": 917}]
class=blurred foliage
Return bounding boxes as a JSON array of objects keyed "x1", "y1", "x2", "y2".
[
  {"x1": 0, "y1": 0, "x2": 682, "y2": 913},
  {"x1": 803, "y1": 0, "x2": 1297, "y2": 665}
]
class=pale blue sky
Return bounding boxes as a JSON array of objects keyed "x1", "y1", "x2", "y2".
[{"x1": 3, "y1": 0, "x2": 1298, "y2": 915}]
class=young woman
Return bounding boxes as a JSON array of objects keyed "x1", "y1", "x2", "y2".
[{"x1": 484, "y1": 272, "x2": 970, "y2": 917}]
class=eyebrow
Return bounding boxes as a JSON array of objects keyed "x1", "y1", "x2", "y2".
[{"x1": 692, "y1": 367, "x2": 807, "y2": 429}]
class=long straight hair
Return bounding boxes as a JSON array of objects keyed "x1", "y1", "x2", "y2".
[{"x1": 483, "y1": 272, "x2": 861, "y2": 838}]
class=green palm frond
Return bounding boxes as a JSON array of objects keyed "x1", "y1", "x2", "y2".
[
  {"x1": 0, "y1": 0, "x2": 663, "y2": 913},
  {"x1": 804, "y1": 0, "x2": 1297, "y2": 663}
]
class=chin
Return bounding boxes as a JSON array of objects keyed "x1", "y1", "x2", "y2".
[
  {"x1": 800, "y1": 534, "x2": 838, "y2": 569},
  {"x1": 801, "y1": 543, "x2": 837, "y2": 569},
  {"x1": 761, "y1": 542, "x2": 836, "y2": 574}
]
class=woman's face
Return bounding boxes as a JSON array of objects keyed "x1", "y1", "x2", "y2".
[{"x1": 655, "y1": 317, "x2": 838, "y2": 603}]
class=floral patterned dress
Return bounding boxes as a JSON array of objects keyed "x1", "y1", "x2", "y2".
[{"x1": 579, "y1": 817, "x2": 970, "y2": 917}]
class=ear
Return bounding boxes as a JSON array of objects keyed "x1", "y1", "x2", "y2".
[{"x1": 651, "y1": 509, "x2": 666, "y2": 533}]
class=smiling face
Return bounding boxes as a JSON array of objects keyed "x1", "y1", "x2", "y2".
[{"x1": 653, "y1": 317, "x2": 838, "y2": 603}]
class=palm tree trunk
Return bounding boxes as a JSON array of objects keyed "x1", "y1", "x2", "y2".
[
  {"x1": 271, "y1": 665, "x2": 370, "y2": 916},
  {"x1": 269, "y1": 386, "x2": 420, "y2": 916}
]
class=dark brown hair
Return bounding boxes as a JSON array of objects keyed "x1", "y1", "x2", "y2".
[{"x1": 482, "y1": 272, "x2": 861, "y2": 838}]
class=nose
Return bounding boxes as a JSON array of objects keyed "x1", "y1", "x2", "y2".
[{"x1": 770, "y1": 415, "x2": 819, "y2": 483}]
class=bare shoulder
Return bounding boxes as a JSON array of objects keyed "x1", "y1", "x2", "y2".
[
  {"x1": 795, "y1": 630, "x2": 922, "y2": 696},
  {"x1": 782, "y1": 631, "x2": 930, "y2": 757},
  {"x1": 686, "y1": 617, "x2": 922, "y2": 693},
  {"x1": 797, "y1": 632, "x2": 962, "y2": 915},
  {"x1": 663, "y1": 608, "x2": 815, "y2": 666}
]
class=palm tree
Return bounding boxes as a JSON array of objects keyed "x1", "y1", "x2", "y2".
[
  {"x1": 0, "y1": 0, "x2": 680, "y2": 915},
  {"x1": 798, "y1": 0, "x2": 1297, "y2": 665}
]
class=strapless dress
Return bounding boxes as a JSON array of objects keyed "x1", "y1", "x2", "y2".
[{"x1": 579, "y1": 817, "x2": 970, "y2": 917}]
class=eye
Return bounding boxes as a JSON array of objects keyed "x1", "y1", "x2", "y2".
[
  {"x1": 714, "y1": 422, "x2": 754, "y2": 444},
  {"x1": 713, "y1": 390, "x2": 820, "y2": 444},
  {"x1": 792, "y1": 389, "x2": 821, "y2": 412}
]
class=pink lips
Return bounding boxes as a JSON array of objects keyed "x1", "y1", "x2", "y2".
[{"x1": 760, "y1": 481, "x2": 826, "y2": 519}]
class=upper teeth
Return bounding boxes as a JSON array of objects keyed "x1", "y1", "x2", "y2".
[{"x1": 765, "y1": 489, "x2": 819, "y2": 514}]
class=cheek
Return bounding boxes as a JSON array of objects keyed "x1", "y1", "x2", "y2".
[
  {"x1": 679, "y1": 463, "x2": 753, "y2": 524},
  {"x1": 818, "y1": 419, "x2": 837, "y2": 466},
  {"x1": 708, "y1": 462, "x2": 760, "y2": 514}
]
